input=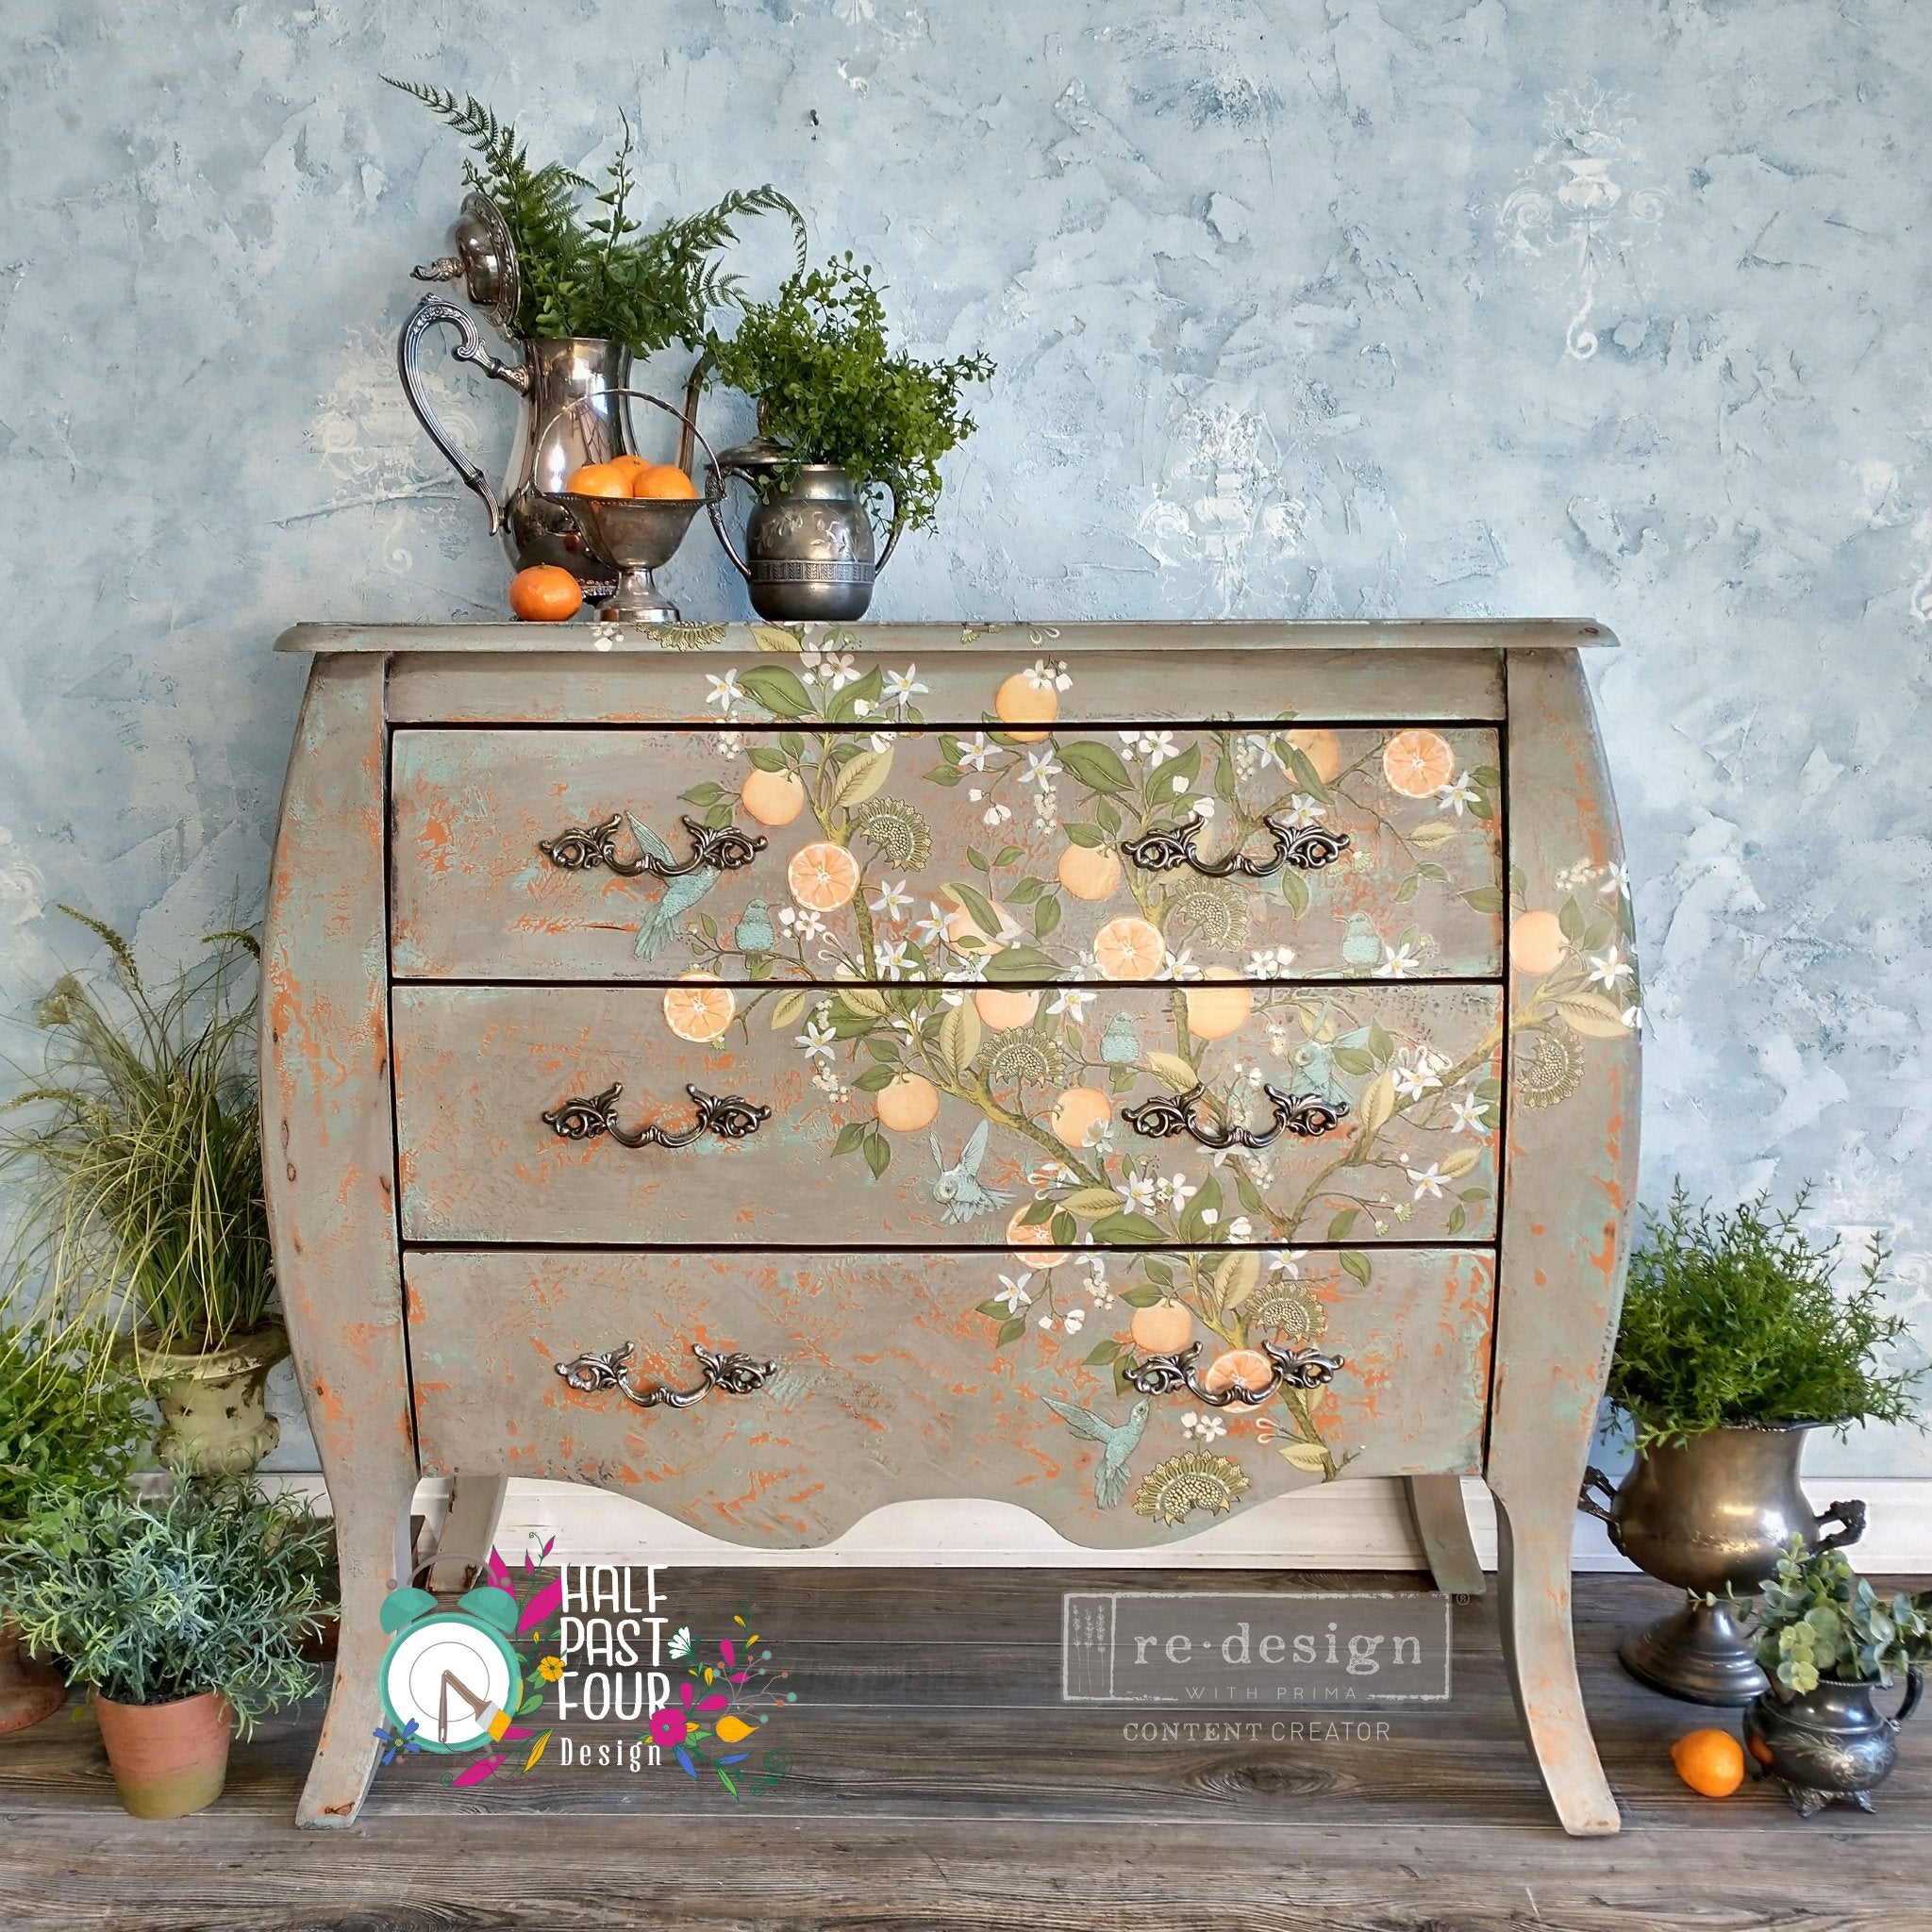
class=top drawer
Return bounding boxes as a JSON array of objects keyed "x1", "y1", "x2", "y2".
[{"x1": 391, "y1": 723, "x2": 1504, "y2": 983}]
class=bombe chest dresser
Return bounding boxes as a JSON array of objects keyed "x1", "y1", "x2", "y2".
[{"x1": 262, "y1": 618, "x2": 1639, "y2": 1831}]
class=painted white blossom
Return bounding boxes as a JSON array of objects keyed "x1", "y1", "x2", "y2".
[
  {"x1": 877, "y1": 940, "x2": 913, "y2": 979},
  {"x1": 1060, "y1": 1306, "x2": 1087, "y2": 1335},
  {"x1": 1393, "y1": 1064, "x2": 1435, "y2": 1103},
  {"x1": 993, "y1": 1274, "x2": 1034, "y2": 1313},
  {"x1": 795, "y1": 1018, "x2": 837, "y2": 1064},
  {"x1": 712, "y1": 731, "x2": 743, "y2": 758},
  {"x1": 704, "y1": 670, "x2": 745, "y2": 712},
  {"x1": 1021, "y1": 748, "x2": 1063, "y2": 785},
  {"x1": 1281, "y1": 794, "x2": 1326, "y2": 828},
  {"x1": 1026, "y1": 657, "x2": 1073, "y2": 692},
  {"x1": 959, "y1": 732, "x2": 996, "y2": 772},
  {"x1": 1407, "y1": 1163, "x2": 1449, "y2": 1201},
  {"x1": 912, "y1": 902, "x2": 951, "y2": 948},
  {"x1": 1046, "y1": 987, "x2": 1095, "y2": 1022},
  {"x1": 1123, "y1": 1174, "x2": 1160, "y2": 1213},
  {"x1": 1436, "y1": 771, "x2": 1480, "y2": 815},
  {"x1": 1199, "y1": 1207, "x2": 1220, "y2": 1227},
  {"x1": 820, "y1": 651, "x2": 858, "y2": 691},
  {"x1": 1373, "y1": 942, "x2": 1421, "y2": 979},
  {"x1": 1226, "y1": 1216, "x2": 1253, "y2": 1241},
  {"x1": 1586, "y1": 945, "x2": 1634, "y2": 991},
  {"x1": 870, "y1": 878, "x2": 913, "y2": 921},
  {"x1": 1181, "y1": 1413, "x2": 1227, "y2": 1443},
  {"x1": 882, "y1": 664, "x2": 926, "y2": 709},
  {"x1": 982, "y1": 802, "x2": 1013, "y2": 828},
  {"x1": 1161, "y1": 1172, "x2": 1198, "y2": 1208},
  {"x1": 1621, "y1": 1004, "x2": 1644, "y2": 1033},
  {"x1": 1119, "y1": 728, "x2": 1177, "y2": 763},
  {"x1": 1447, "y1": 1091, "x2": 1491, "y2": 1134},
  {"x1": 866, "y1": 732, "x2": 893, "y2": 755},
  {"x1": 1267, "y1": 1250, "x2": 1305, "y2": 1277},
  {"x1": 1600, "y1": 862, "x2": 1631, "y2": 900}
]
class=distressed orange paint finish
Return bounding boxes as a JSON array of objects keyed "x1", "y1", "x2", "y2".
[{"x1": 269, "y1": 625, "x2": 1634, "y2": 1833}]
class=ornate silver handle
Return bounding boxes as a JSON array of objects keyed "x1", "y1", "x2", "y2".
[
  {"x1": 1578, "y1": 1466, "x2": 1619, "y2": 1524},
  {"x1": 396, "y1": 295, "x2": 530, "y2": 534},
  {"x1": 1122, "y1": 1083, "x2": 1347, "y2": 1150},
  {"x1": 1125, "y1": 1339, "x2": 1343, "y2": 1408},
  {"x1": 542, "y1": 1081, "x2": 771, "y2": 1149},
  {"x1": 539, "y1": 813, "x2": 766, "y2": 879},
  {"x1": 556, "y1": 1341, "x2": 776, "y2": 1410},
  {"x1": 1816, "y1": 1498, "x2": 1867, "y2": 1551},
  {"x1": 1121, "y1": 812, "x2": 1350, "y2": 878}
]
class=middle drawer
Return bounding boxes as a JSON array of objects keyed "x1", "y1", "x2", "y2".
[{"x1": 392, "y1": 981, "x2": 1503, "y2": 1247}]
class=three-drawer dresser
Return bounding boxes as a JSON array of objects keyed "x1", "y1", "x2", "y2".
[{"x1": 262, "y1": 619, "x2": 1640, "y2": 1831}]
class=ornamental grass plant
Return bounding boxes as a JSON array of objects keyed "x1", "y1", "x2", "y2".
[
  {"x1": 1607, "y1": 1184, "x2": 1924, "y2": 1449},
  {"x1": 0, "y1": 909, "x2": 274, "y2": 1360}
]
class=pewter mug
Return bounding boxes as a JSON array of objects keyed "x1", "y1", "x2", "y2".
[
  {"x1": 1744, "y1": 1670, "x2": 1922, "y2": 1814},
  {"x1": 708, "y1": 439, "x2": 902, "y2": 622},
  {"x1": 1580, "y1": 1423, "x2": 1865, "y2": 1705}
]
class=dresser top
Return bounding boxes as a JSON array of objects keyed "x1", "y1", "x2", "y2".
[{"x1": 275, "y1": 618, "x2": 1615, "y2": 656}]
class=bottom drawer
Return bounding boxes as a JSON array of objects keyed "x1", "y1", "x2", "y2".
[{"x1": 407, "y1": 1247, "x2": 1493, "y2": 1550}]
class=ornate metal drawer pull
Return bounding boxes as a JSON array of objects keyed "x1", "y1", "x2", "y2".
[
  {"x1": 556, "y1": 1341, "x2": 777, "y2": 1410},
  {"x1": 1120, "y1": 812, "x2": 1350, "y2": 879},
  {"x1": 1122, "y1": 1083, "x2": 1347, "y2": 1150},
  {"x1": 542, "y1": 1080, "x2": 772, "y2": 1149},
  {"x1": 540, "y1": 812, "x2": 766, "y2": 878},
  {"x1": 1125, "y1": 1339, "x2": 1344, "y2": 1407}
]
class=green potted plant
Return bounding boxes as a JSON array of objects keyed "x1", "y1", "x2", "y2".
[
  {"x1": 0, "y1": 1325, "x2": 148, "y2": 1732},
  {"x1": 1580, "y1": 1186, "x2": 1924, "y2": 1704},
  {"x1": 0, "y1": 1483, "x2": 333, "y2": 1818},
  {"x1": 704, "y1": 253, "x2": 994, "y2": 620},
  {"x1": 1741, "y1": 1538, "x2": 1930, "y2": 1814},
  {"x1": 0, "y1": 909, "x2": 283, "y2": 1474}
]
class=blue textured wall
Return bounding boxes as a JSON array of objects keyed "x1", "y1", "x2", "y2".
[{"x1": 2, "y1": 1, "x2": 1927, "y2": 1475}]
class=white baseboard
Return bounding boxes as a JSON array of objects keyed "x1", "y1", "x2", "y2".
[{"x1": 255, "y1": 1474, "x2": 1932, "y2": 1574}]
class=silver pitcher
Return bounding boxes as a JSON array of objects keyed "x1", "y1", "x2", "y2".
[
  {"x1": 1745, "y1": 1670, "x2": 1922, "y2": 1815},
  {"x1": 707, "y1": 436, "x2": 902, "y2": 622},
  {"x1": 399, "y1": 191, "x2": 636, "y2": 594},
  {"x1": 1581, "y1": 1424, "x2": 1865, "y2": 1705}
]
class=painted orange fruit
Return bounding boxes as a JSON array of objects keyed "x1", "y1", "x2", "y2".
[
  {"x1": 507, "y1": 565, "x2": 583, "y2": 623},
  {"x1": 740, "y1": 766, "x2": 806, "y2": 826},
  {"x1": 875, "y1": 1071, "x2": 941, "y2": 1133},
  {"x1": 1049, "y1": 1086, "x2": 1112, "y2": 1149},
  {"x1": 1287, "y1": 727, "x2": 1342, "y2": 784},
  {"x1": 994, "y1": 672, "x2": 1058, "y2": 743},
  {"x1": 1382, "y1": 728, "x2": 1456, "y2": 798},
  {"x1": 1093, "y1": 915, "x2": 1166, "y2": 982},
  {"x1": 787, "y1": 841, "x2": 860, "y2": 910},
  {"x1": 1670, "y1": 1728, "x2": 1744, "y2": 1798},
  {"x1": 633, "y1": 463, "x2": 698, "y2": 500},
  {"x1": 563, "y1": 461, "x2": 631, "y2": 498},
  {"x1": 1202, "y1": 1348, "x2": 1276, "y2": 1396},
  {"x1": 1184, "y1": 967, "x2": 1253, "y2": 1041},
  {"x1": 1057, "y1": 841, "x2": 1123, "y2": 901},
  {"x1": 662, "y1": 973, "x2": 736, "y2": 1042},
  {"x1": 1509, "y1": 908, "x2": 1567, "y2": 975},
  {"x1": 1130, "y1": 1299, "x2": 1194, "y2": 1355},
  {"x1": 974, "y1": 984, "x2": 1041, "y2": 1031},
  {"x1": 1006, "y1": 1205, "x2": 1071, "y2": 1269}
]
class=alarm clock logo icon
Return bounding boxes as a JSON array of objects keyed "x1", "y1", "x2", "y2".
[{"x1": 376, "y1": 1581, "x2": 527, "y2": 1755}]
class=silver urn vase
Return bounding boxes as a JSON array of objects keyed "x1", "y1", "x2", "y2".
[
  {"x1": 1744, "y1": 1670, "x2": 1922, "y2": 1814},
  {"x1": 708, "y1": 436, "x2": 902, "y2": 622},
  {"x1": 1581, "y1": 1424, "x2": 1865, "y2": 1705}
]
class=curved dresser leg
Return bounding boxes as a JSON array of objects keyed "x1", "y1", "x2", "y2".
[
  {"x1": 1492, "y1": 1484, "x2": 1618, "y2": 1835},
  {"x1": 299, "y1": 1471, "x2": 419, "y2": 1827},
  {"x1": 262, "y1": 655, "x2": 421, "y2": 1830},
  {"x1": 428, "y1": 1474, "x2": 510, "y2": 1593},
  {"x1": 1406, "y1": 1474, "x2": 1485, "y2": 1596}
]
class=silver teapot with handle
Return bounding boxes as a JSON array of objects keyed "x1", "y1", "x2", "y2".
[
  {"x1": 399, "y1": 190, "x2": 653, "y2": 595},
  {"x1": 706, "y1": 430, "x2": 902, "y2": 622}
]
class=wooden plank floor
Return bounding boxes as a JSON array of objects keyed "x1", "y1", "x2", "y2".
[{"x1": 1, "y1": 1569, "x2": 1925, "y2": 1930}]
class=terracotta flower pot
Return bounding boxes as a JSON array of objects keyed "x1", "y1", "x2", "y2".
[
  {"x1": 92, "y1": 1690, "x2": 233, "y2": 1819},
  {"x1": 0, "y1": 1623, "x2": 64, "y2": 1736},
  {"x1": 140, "y1": 1324, "x2": 290, "y2": 1476}
]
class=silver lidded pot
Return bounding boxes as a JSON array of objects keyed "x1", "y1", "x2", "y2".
[{"x1": 707, "y1": 433, "x2": 902, "y2": 622}]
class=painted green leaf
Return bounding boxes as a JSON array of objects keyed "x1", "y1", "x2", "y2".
[
  {"x1": 1214, "y1": 1250, "x2": 1261, "y2": 1313},
  {"x1": 1339, "y1": 1250, "x2": 1372, "y2": 1285},
  {"x1": 1144, "y1": 1051, "x2": 1198, "y2": 1094},
  {"x1": 852, "y1": 1064, "x2": 895, "y2": 1092},
  {"x1": 832, "y1": 745, "x2": 894, "y2": 807},
  {"x1": 1327, "y1": 1208, "x2": 1358, "y2": 1241},
  {"x1": 948, "y1": 881, "x2": 1002, "y2": 939},
  {"x1": 769, "y1": 988, "x2": 813, "y2": 1031},
  {"x1": 832, "y1": 1122, "x2": 868, "y2": 1157},
  {"x1": 1058, "y1": 741, "x2": 1132, "y2": 792},
  {"x1": 1122, "y1": 1284, "x2": 1163, "y2": 1307},
  {"x1": 1461, "y1": 886, "x2": 1505, "y2": 915},
  {"x1": 680, "y1": 781, "x2": 726, "y2": 806},
  {"x1": 1035, "y1": 894, "x2": 1061, "y2": 939},
  {"x1": 985, "y1": 944, "x2": 1058, "y2": 981},
  {"x1": 863, "y1": 1134, "x2": 891, "y2": 1178},
  {"x1": 1061, "y1": 1186, "x2": 1124, "y2": 1219},
  {"x1": 840, "y1": 987, "x2": 891, "y2": 1020},
  {"x1": 1091, "y1": 1212, "x2": 1167, "y2": 1244},
  {"x1": 1279, "y1": 867, "x2": 1310, "y2": 917},
  {"x1": 1064, "y1": 822, "x2": 1104, "y2": 847},
  {"x1": 1050, "y1": 1211, "x2": 1077, "y2": 1246},
  {"x1": 1084, "y1": 1340, "x2": 1123, "y2": 1365},
  {"x1": 745, "y1": 746, "x2": 788, "y2": 774},
  {"x1": 936, "y1": 1001, "x2": 982, "y2": 1083},
  {"x1": 739, "y1": 665, "x2": 813, "y2": 718},
  {"x1": 996, "y1": 1317, "x2": 1027, "y2": 1346}
]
